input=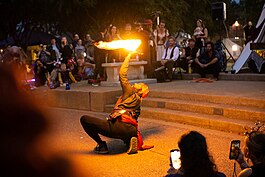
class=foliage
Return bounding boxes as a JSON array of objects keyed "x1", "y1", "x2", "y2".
[{"x1": 0, "y1": 0, "x2": 264, "y2": 48}]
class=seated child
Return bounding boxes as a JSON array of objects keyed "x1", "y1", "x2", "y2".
[{"x1": 58, "y1": 63, "x2": 77, "y2": 86}]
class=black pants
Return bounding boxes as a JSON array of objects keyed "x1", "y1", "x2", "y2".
[
  {"x1": 80, "y1": 115, "x2": 137, "y2": 144},
  {"x1": 93, "y1": 48, "x2": 105, "y2": 80},
  {"x1": 154, "y1": 60, "x2": 175, "y2": 82},
  {"x1": 195, "y1": 62, "x2": 220, "y2": 78}
]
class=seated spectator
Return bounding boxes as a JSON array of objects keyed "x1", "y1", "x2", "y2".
[
  {"x1": 38, "y1": 44, "x2": 50, "y2": 65},
  {"x1": 58, "y1": 63, "x2": 77, "y2": 86},
  {"x1": 49, "y1": 61, "x2": 61, "y2": 89},
  {"x1": 154, "y1": 36, "x2": 179, "y2": 82},
  {"x1": 235, "y1": 130, "x2": 265, "y2": 177},
  {"x1": 67, "y1": 57, "x2": 78, "y2": 76},
  {"x1": 194, "y1": 41, "x2": 220, "y2": 80},
  {"x1": 75, "y1": 55, "x2": 95, "y2": 81},
  {"x1": 33, "y1": 59, "x2": 47, "y2": 87},
  {"x1": 166, "y1": 131, "x2": 226, "y2": 177},
  {"x1": 179, "y1": 38, "x2": 200, "y2": 73}
]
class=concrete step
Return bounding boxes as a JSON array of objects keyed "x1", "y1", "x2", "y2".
[
  {"x1": 174, "y1": 73, "x2": 265, "y2": 81},
  {"x1": 149, "y1": 91, "x2": 265, "y2": 109},
  {"x1": 142, "y1": 97, "x2": 265, "y2": 122},
  {"x1": 140, "y1": 107, "x2": 253, "y2": 134}
]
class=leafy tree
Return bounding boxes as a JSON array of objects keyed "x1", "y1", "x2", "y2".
[
  {"x1": 0, "y1": 0, "x2": 263, "y2": 48},
  {"x1": 0, "y1": 0, "x2": 95, "y2": 48}
]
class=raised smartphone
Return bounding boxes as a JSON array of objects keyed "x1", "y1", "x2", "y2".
[
  {"x1": 229, "y1": 140, "x2": 240, "y2": 160},
  {"x1": 170, "y1": 149, "x2": 181, "y2": 170}
]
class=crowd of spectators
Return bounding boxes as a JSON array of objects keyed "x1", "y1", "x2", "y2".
[{"x1": 0, "y1": 18, "x2": 224, "y2": 88}]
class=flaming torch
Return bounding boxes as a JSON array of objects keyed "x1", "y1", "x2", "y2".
[{"x1": 95, "y1": 39, "x2": 141, "y2": 52}]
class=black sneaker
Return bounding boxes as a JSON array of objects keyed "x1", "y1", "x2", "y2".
[
  {"x1": 127, "y1": 137, "x2": 138, "y2": 154},
  {"x1": 94, "y1": 141, "x2": 109, "y2": 154}
]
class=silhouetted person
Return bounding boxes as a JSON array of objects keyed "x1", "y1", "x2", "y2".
[{"x1": 0, "y1": 51, "x2": 86, "y2": 177}]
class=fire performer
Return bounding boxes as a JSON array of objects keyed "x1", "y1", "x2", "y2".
[{"x1": 80, "y1": 41, "x2": 154, "y2": 154}]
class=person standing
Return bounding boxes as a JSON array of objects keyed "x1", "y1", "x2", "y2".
[
  {"x1": 193, "y1": 19, "x2": 208, "y2": 50},
  {"x1": 122, "y1": 23, "x2": 134, "y2": 39},
  {"x1": 72, "y1": 34, "x2": 79, "y2": 48},
  {"x1": 154, "y1": 21, "x2": 169, "y2": 62},
  {"x1": 84, "y1": 34, "x2": 95, "y2": 62},
  {"x1": 60, "y1": 37, "x2": 73, "y2": 64},
  {"x1": 105, "y1": 25, "x2": 122, "y2": 62},
  {"x1": 74, "y1": 39, "x2": 86, "y2": 59},
  {"x1": 80, "y1": 52, "x2": 153, "y2": 154},
  {"x1": 48, "y1": 38, "x2": 61, "y2": 62},
  {"x1": 243, "y1": 21, "x2": 255, "y2": 45}
]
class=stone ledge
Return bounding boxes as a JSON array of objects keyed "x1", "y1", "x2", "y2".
[
  {"x1": 176, "y1": 73, "x2": 265, "y2": 81},
  {"x1": 100, "y1": 79, "x2": 157, "y2": 87}
]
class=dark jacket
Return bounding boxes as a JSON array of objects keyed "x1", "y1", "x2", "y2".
[{"x1": 116, "y1": 54, "x2": 141, "y2": 120}]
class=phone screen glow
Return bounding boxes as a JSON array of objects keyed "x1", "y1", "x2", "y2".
[{"x1": 171, "y1": 150, "x2": 181, "y2": 170}]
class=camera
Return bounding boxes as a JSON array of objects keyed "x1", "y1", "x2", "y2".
[
  {"x1": 170, "y1": 149, "x2": 181, "y2": 170},
  {"x1": 229, "y1": 140, "x2": 240, "y2": 160}
]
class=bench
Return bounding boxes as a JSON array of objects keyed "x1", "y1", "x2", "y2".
[{"x1": 102, "y1": 60, "x2": 147, "y2": 82}]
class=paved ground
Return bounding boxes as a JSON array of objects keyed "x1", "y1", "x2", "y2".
[
  {"x1": 43, "y1": 107, "x2": 246, "y2": 177},
  {"x1": 32, "y1": 80, "x2": 265, "y2": 176}
]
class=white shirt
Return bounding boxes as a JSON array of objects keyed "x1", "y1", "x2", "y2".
[
  {"x1": 162, "y1": 46, "x2": 179, "y2": 61},
  {"x1": 52, "y1": 44, "x2": 60, "y2": 60}
]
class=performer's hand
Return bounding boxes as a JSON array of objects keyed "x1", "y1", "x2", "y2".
[
  {"x1": 128, "y1": 51, "x2": 138, "y2": 57},
  {"x1": 235, "y1": 149, "x2": 245, "y2": 164}
]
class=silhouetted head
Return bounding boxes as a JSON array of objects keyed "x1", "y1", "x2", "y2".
[
  {"x1": 243, "y1": 131, "x2": 265, "y2": 165},
  {"x1": 178, "y1": 131, "x2": 217, "y2": 177}
]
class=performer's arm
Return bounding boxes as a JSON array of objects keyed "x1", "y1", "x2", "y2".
[{"x1": 119, "y1": 52, "x2": 134, "y2": 100}]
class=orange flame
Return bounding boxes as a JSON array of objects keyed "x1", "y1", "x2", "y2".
[{"x1": 95, "y1": 39, "x2": 141, "y2": 51}]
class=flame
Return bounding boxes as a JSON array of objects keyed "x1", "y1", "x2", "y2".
[{"x1": 95, "y1": 39, "x2": 141, "y2": 51}]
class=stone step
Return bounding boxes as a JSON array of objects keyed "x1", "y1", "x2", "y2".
[
  {"x1": 174, "y1": 73, "x2": 265, "y2": 81},
  {"x1": 149, "y1": 91, "x2": 265, "y2": 109},
  {"x1": 142, "y1": 97, "x2": 265, "y2": 122},
  {"x1": 105, "y1": 104, "x2": 115, "y2": 113},
  {"x1": 140, "y1": 107, "x2": 253, "y2": 134}
]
